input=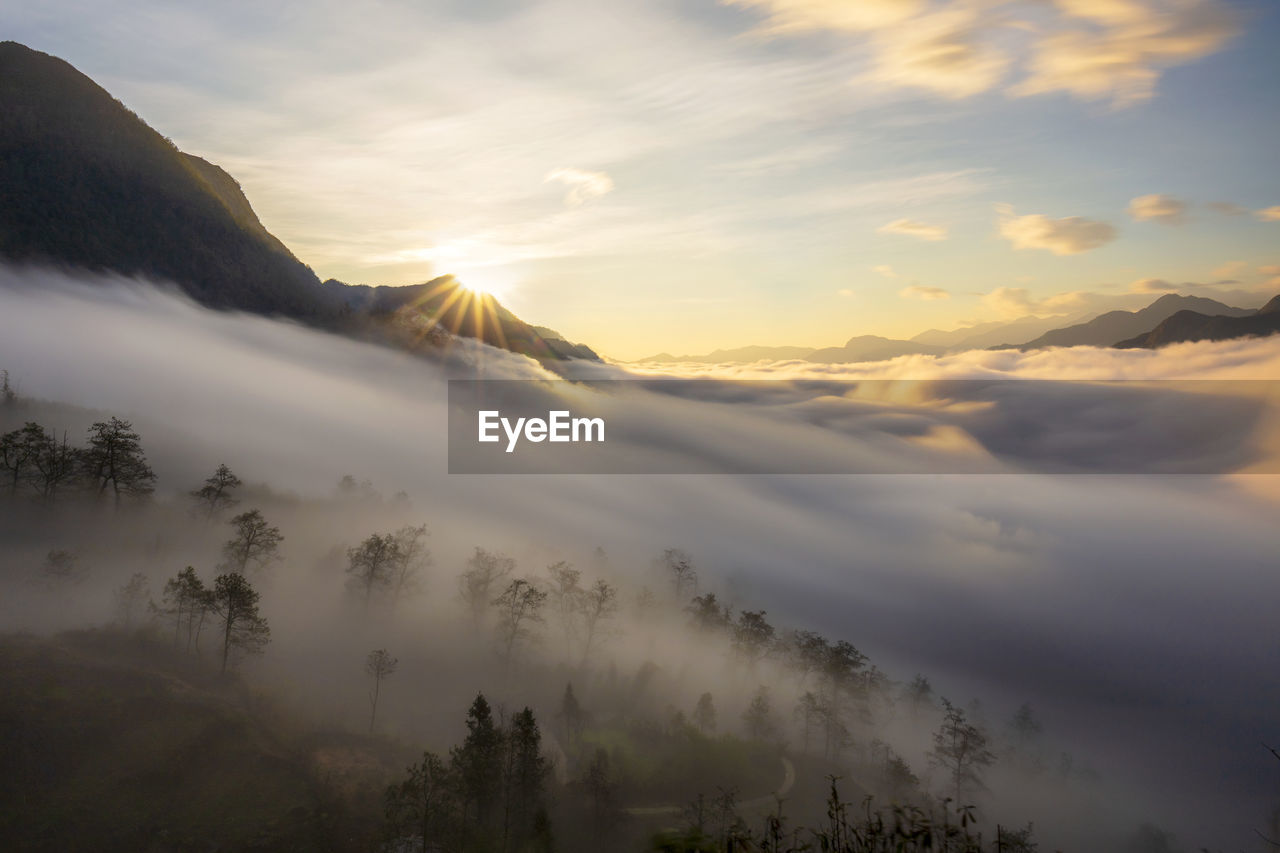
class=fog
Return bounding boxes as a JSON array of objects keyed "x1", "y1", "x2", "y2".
[{"x1": 2, "y1": 265, "x2": 1279, "y2": 850}]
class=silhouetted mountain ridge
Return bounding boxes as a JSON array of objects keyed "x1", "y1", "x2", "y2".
[
  {"x1": 1116, "y1": 294, "x2": 1280, "y2": 348},
  {"x1": 996, "y1": 294, "x2": 1252, "y2": 351},
  {"x1": 0, "y1": 41, "x2": 593, "y2": 361}
]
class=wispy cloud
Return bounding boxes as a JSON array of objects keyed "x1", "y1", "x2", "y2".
[
  {"x1": 1256, "y1": 206, "x2": 1280, "y2": 222},
  {"x1": 545, "y1": 168, "x2": 615, "y2": 206},
  {"x1": 997, "y1": 205, "x2": 1117, "y2": 255},
  {"x1": 1128, "y1": 193, "x2": 1187, "y2": 224},
  {"x1": 900, "y1": 284, "x2": 950, "y2": 300},
  {"x1": 877, "y1": 218, "x2": 948, "y2": 241}
]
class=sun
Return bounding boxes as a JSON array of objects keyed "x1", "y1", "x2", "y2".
[{"x1": 454, "y1": 268, "x2": 509, "y2": 300}]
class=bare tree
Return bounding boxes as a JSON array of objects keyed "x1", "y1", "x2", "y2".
[
  {"x1": 28, "y1": 426, "x2": 78, "y2": 505},
  {"x1": 458, "y1": 547, "x2": 515, "y2": 625},
  {"x1": 658, "y1": 548, "x2": 697, "y2": 600},
  {"x1": 80, "y1": 417, "x2": 156, "y2": 507},
  {"x1": 578, "y1": 579, "x2": 619, "y2": 666},
  {"x1": 389, "y1": 524, "x2": 431, "y2": 607},
  {"x1": 493, "y1": 578, "x2": 547, "y2": 673},
  {"x1": 211, "y1": 572, "x2": 270, "y2": 673},
  {"x1": 190, "y1": 463, "x2": 242, "y2": 519},
  {"x1": 928, "y1": 698, "x2": 996, "y2": 803},
  {"x1": 1, "y1": 423, "x2": 39, "y2": 496},
  {"x1": 366, "y1": 648, "x2": 399, "y2": 734},
  {"x1": 545, "y1": 561, "x2": 583, "y2": 661},
  {"x1": 220, "y1": 509, "x2": 283, "y2": 576}
]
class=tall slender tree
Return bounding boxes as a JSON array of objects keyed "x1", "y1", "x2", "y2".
[
  {"x1": 210, "y1": 572, "x2": 270, "y2": 673},
  {"x1": 366, "y1": 648, "x2": 399, "y2": 734},
  {"x1": 190, "y1": 463, "x2": 242, "y2": 519}
]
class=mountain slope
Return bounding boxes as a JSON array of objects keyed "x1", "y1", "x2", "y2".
[
  {"x1": 1115, "y1": 294, "x2": 1280, "y2": 348},
  {"x1": 807, "y1": 335, "x2": 943, "y2": 363},
  {"x1": 912, "y1": 312, "x2": 1095, "y2": 351},
  {"x1": 0, "y1": 41, "x2": 592, "y2": 360},
  {"x1": 0, "y1": 41, "x2": 338, "y2": 321},
  {"x1": 999, "y1": 294, "x2": 1252, "y2": 351}
]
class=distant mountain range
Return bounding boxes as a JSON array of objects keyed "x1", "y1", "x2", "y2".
[
  {"x1": 1117, "y1": 294, "x2": 1280, "y2": 348},
  {"x1": 994, "y1": 294, "x2": 1255, "y2": 351},
  {"x1": 0, "y1": 41, "x2": 595, "y2": 361},
  {"x1": 642, "y1": 291, "x2": 1278, "y2": 365}
]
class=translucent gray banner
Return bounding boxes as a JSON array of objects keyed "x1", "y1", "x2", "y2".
[{"x1": 447, "y1": 379, "x2": 1280, "y2": 474}]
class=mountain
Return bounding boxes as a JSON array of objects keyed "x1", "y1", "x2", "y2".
[
  {"x1": 639, "y1": 344, "x2": 817, "y2": 363},
  {"x1": 912, "y1": 312, "x2": 1096, "y2": 351},
  {"x1": 806, "y1": 335, "x2": 943, "y2": 363},
  {"x1": 0, "y1": 41, "x2": 592, "y2": 361},
  {"x1": 997, "y1": 294, "x2": 1253, "y2": 351},
  {"x1": 1115, "y1": 294, "x2": 1280, "y2": 348}
]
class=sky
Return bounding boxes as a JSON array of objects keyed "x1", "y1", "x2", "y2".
[{"x1": 5, "y1": 0, "x2": 1280, "y2": 359}]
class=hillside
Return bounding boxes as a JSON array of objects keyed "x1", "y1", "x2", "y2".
[
  {"x1": 639, "y1": 344, "x2": 817, "y2": 363},
  {"x1": 998, "y1": 294, "x2": 1252, "y2": 351},
  {"x1": 1116, "y1": 294, "x2": 1280, "y2": 348},
  {"x1": 0, "y1": 41, "x2": 593, "y2": 361},
  {"x1": 0, "y1": 630, "x2": 401, "y2": 853}
]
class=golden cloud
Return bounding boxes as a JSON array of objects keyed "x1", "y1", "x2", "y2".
[{"x1": 877, "y1": 218, "x2": 949, "y2": 241}]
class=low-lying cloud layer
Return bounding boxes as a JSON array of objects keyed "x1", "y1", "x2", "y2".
[{"x1": 2, "y1": 266, "x2": 1279, "y2": 848}]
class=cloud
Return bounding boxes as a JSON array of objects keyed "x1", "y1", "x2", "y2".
[
  {"x1": 1256, "y1": 206, "x2": 1280, "y2": 222},
  {"x1": 545, "y1": 168, "x2": 615, "y2": 206},
  {"x1": 997, "y1": 205, "x2": 1117, "y2": 255},
  {"x1": 1212, "y1": 261, "x2": 1247, "y2": 279},
  {"x1": 877, "y1": 218, "x2": 948, "y2": 241},
  {"x1": 900, "y1": 284, "x2": 950, "y2": 300},
  {"x1": 1131, "y1": 277, "x2": 1177, "y2": 293},
  {"x1": 861, "y1": 5, "x2": 1011, "y2": 99},
  {"x1": 836, "y1": 288, "x2": 856, "y2": 297},
  {"x1": 727, "y1": 0, "x2": 1237, "y2": 106},
  {"x1": 872, "y1": 264, "x2": 898, "y2": 278},
  {"x1": 1128, "y1": 193, "x2": 1186, "y2": 224},
  {"x1": 1009, "y1": 0, "x2": 1239, "y2": 107},
  {"x1": 1206, "y1": 201, "x2": 1247, "y2": 216},
  {"x1": 5, "y1": 268, "x2": 1280, "y2": 848}
]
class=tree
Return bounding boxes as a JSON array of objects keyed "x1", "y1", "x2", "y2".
[
  {"x1": 578, "y1": 578, "x2": 619, "y2": 666},
  {"x1": 158, "y1": 566, "x2": 214, "y2": 651},
  {"x1": 731, "y1": 609, "x2": 775, "y2": 670},
  {"x1": 687, "y1": 592, "x2": 731, "y2": 633},
  {"x1": 559, "y1": 683, "x2": 586, "y2": 753},
  {"x1": 458, "y1": 547, "x2": 515, "y2": 625},
  {"x1": 580, "y1": 747, "x2": 619, "y2": 845},
  {"x1": 113, "y1": 572, "x2": 151, "y2": 626},
  {"x1": 211, "y1": 572, "x2": 270, "y2": 673},
  {"x1": 0, "y1": 422, "x2": 40, "y2": 496},
  {"x1": 693, "y1": 692, "x2": 717, "y2": 734},
  {"x1": 502, "y1": 707, "x2": 549, "y2": 851},
  {"x1": 1006, "y1": 702, "x2": 1045, "y2": 771},
  {"x1": 385, "y1": 751, "x2": 453, "y2": 851},
  {"x1": 928, "y1": 698, "x2": 996, "y2": 803},
  {"x1": 389, "y1": 524, "x2": 431, "y2": 607},
  {"x1": 40, "y1": 549, "x2": 85, "y2": 585},
  {"x1": 742, "y1": 687, "x2": 778, "y2": 741},
  {"x1": 346, "y1": 532, "x2": 398, "y2": 607},
  {"x1": 493, "y1": 578, "x2": 547, "y2": 673},
  {"x1": 366, "y1": 648, "x2": 399, "y2": 734},
  {"x1": 546, "y1": 561, "x2": 584, "y2": 661},
  {"x1": 902, "y1": 674, "x2": 935, "y2": 718},
  {"x1": 0, "y1": 369, "x2": 15, "y2": 406},
  {"x1": 220, "y1": 509, "x2": 283, "y2": 576},
  {"x1": 659, "y1": 548, "x2": 697, "y2": 600},
  {"x1": 190, "y1": 463, "x2": 241, "y2": 519},
  {"x1": 451, "y1": 694, "x2": 503, "y2": 839},
  {"x1": 80, "y1": 417, "x2": 156, "y2": 506},
  {"x1": 27, "y1": 426, "x2": 78, "y2": 504}
]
